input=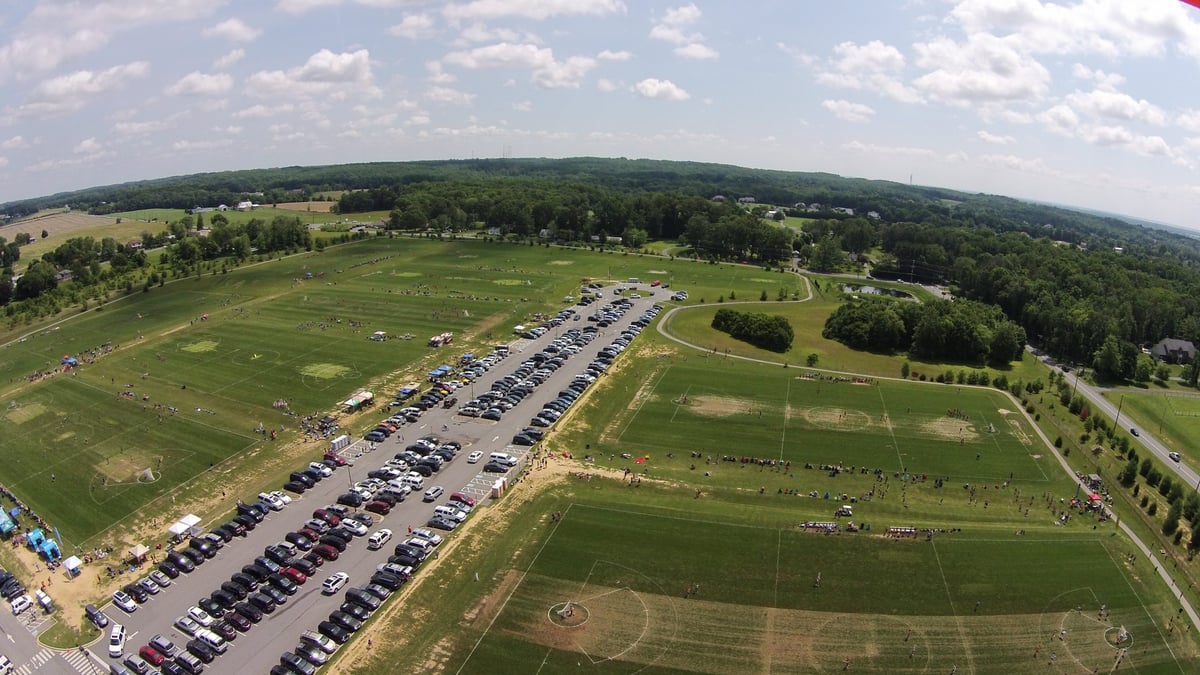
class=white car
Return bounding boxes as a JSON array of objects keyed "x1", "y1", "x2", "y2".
[
  {"x1": 410, "y1": 528, "x2": 443, "y2": 546},
  {"x1": 341, "y1": 519, "x2": 368, "y2": 536},
  {"x1": 258, "y1": 492, "x2": 285, "y2": 510},
  {"x1": 270, "y1": 490, "x2": 293, "y2": 505},
  {"x1": 108, "y1": 625, "x2": 126, "y2": 658},
  {"x1": 174, "y1": 616, "x2": 202, "y2": 637},
  {"x1": 9, "y1": 595, "x2": 31, "y2": 616},
  {"x1": 111, "y1": 590, "x2": 137, "y2": 613},
  {"x1": 322, "y1": 572, "x2": 350, "y2": 595},
  {"x1": 467, "y1": 451, "x2": 483, "y2": 464},
  {"x1": 1170, "y1": 452, "x2": 1182, "y2": 462},
  {"x1": 367, "y1": 529, "x2": 393, "y2": 551},
  {"x1": 186, "y1": 606, "x2": 214, "y2": 627},
  {"x1": 308, "y1": 462, "x2": 333, "y2": 477}
]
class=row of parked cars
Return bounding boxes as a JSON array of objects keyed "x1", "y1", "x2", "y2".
[{"x1": 365, "y1": 348, "x2": 511, "y2": 443}]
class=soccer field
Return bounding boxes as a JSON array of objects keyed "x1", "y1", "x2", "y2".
[
  {"x1": 456, "y1": 505, "x2": 1186, "y2": 674},
  {"x1": 605, "y1": 358, "x2": 1049, "y2": 485}
]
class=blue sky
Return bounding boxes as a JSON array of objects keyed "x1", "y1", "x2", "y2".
[{"x1": 3, "y1": 0, "x2": 1200, "y2": 228}]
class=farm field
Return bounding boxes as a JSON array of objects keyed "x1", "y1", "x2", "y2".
[
  {"x1": 453, "y1": 502, "x2": 1187, "y2": 674},
  {"x1": 0, "y1": 238, "x2": 792, "y2": 546}
]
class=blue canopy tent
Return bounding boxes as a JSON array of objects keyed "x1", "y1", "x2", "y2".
[
  {"x1": 39, "y1": 539, "x2": 59, "y2": 561},
  {"x1": 0, "y1": 510, "x2": 14, "y2": 536}
]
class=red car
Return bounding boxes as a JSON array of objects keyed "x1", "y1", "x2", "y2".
[
  {"x1": 138, "y1": 646, "x2": 165, "y2": 667},
  {"x1": 313, "y1": 544, "x2": 340, "y2": 561},
  {"x1": 225, "y1": 611, "x2": 252, "y2": 632},
  {"x1": 449, "y1": 492, "x2": 476, "y2": 508},
  {"x1": 650, "y1": 280, "x2": 661, "y2": 287},
  {"x1": 365, "y1": 500, "x2": 391, "y2": 515},
  {"x1": 323, "y1": 452, "x2": 348, "y2": 466},
  {"x1": 313, "y1": 509, "x2": 342, "y2": 526},
  {"x1": 281, "y1": 567, "x2": 307, "y2": 585}
]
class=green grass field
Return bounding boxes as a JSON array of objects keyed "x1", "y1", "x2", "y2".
[
  {"x1": 0, "y1": 239, "x2": 799, "y2": 545},
  {"x1": 1109, "y1": 392, "x2": 1200, "y2": 463},
  {"x1": 456, "y1": 504, "x2": 1183, "y2": 674}
]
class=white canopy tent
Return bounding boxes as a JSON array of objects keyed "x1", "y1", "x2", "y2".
[{"x1": 62, "y1": 555, "x2": 82, "y2": 576}]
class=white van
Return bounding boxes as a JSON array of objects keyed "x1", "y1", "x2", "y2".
[
  {"x1": 195, "y1": 628, "x2": 228, "y2": 654},
  {"x1": 433, "y1": 505, "x2": 468, "y2": 523},
  {"x1": 489, "y1": 452, "x2": 517, "y2": 466},
  {"x1": 276, "y1": 541, "x2": 298, "y2": 557},
  {"x1": 108, "y1": 624, "x2": 126, "y2": 657},
  {"x1": 367, "y1": 529, "x2": 393, "y2": 551},
  {"x1": 402, "y1": 537, "x2": 431, "y2": 552},
  {"x1": 401, "y1": 473, "x2": 425, "y2": 489},
  {"x1": 9, "y1": 595, "x2": 31, "y2": 616}
]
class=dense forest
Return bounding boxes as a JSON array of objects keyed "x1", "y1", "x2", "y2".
[{"x1": 3, "y1": 157, "x2": 1200, "y2": 381}]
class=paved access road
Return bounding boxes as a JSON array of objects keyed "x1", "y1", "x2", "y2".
[{"x1": 98, "y1": 289, "x2": 661, "y2": 675}]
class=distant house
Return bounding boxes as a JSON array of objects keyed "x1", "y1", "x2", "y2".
[
  {"x1": 190, "y1": 206, "x2": 213, "y2": 215},
  {"x1": 711, "y1": 195, "x2": 727, "y2": 202},
  {"x1": 833, "y1": 207, "x2": 854, "y2": 216},
  {"x1": 54, "y1": 269, "x2": 73, "y2": 282},
  {"x1": 806, "y1": 203, "x2": 823, "y2": 212},
  {"x1": 217, "y1": 204, "x2": 229, "y2": 212},
  {"x1": 485, "y1": 226, "x2": 502, "y2": 236},
  {"x1": 764, "y1": 210, "x2": 779, "y2": 219},
  {"x1": 793, "y1": 202, "x2": 807, "y2": 209},
  {"x1": 1151, "y1": 338, "x2": 1196, "y2": 364},
  {"x1": 126, "y1": 240, "x2": 143, "y2": 251},
  {"x1": 538, "y1": 228, "x2": 552, "y2": 239},
  {"x1": 867, "y1": 211, "x2": 881, "y2": 220},
  {"x1": 236, "y1": 200, "x2": 255, "y2": 211},
  {"x1": 737, "y1": 196, "x2": 756, "y2": 204}
]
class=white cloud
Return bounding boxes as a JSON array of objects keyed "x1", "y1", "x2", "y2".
[
  {"x1": 113, "y1": 119, "x2": 170, "y2": 136},
  {"x1": 203, "y1": 18, "x2": 261, "y2": 43},
  {"x1": 1070, "y1": 63, "x2": 1125, "y2": 91},
  {"x1": 842, "y1": 140, "x2": 937, "y2": 158},
  {"x1": 425, "y1": 61, "x2": 456, "y2": 84},
  {"x1": 913, "y1": 34, "x2": 1049, "y2": 105},
  {"x1": 776, "y1": 42, "x2": 815, "y2": 66},
  {"x1": 1036, "y1": 104, "x2": 1079, "y2": 136},
  {"x1": 596, "y1": 78, "x2": 619, "y2": 93},
  {"x1": 407, "y1": 114, "x2": 431, "y2": 126},
  {"x1": 424, "y1": 86, "x2": 475, "y2": 105},
  {"x1": 454, "y1": 23, "x2": 523, "y2": 45},
  {"x1": 1065, "y1": 88, "x2": 1167, "y2": 126},
  {"x1": 213, "y1": 48, "x2": 245, "y2": 70},
  {"x1": 633, "y1": 78, "x2": 689, "y2": 101},
  {"x1": 172, "y1": 138, "x2": 233, "y2": 152},
  {"x1": 822, "y1": 99, "x2": 875, "y2": 123},
  {"x1": 232, "y1": 103, "x2": 295, "y2": 118},
  {"x1": 245, "y1": 48, "x2": 376, "y2": 99},
  {"x1": 442, "y1": 43, "x2": 596, "y2": 88},
  {"x1": 674, "y1": 43, "x2": 718, "y2": 60},
  {"x1": 166, "y1": 72, "x2": 233, "y2": 96},
  {"x1": 389, "y1": 14, "x2": 437, "y2": 39},
  {"x1": 597, "y1": 49, "x2": 632, "y2": 61},
  {"x1": 977, "y1": 130, "x2": 1015, "y2": 145},
  {"x1": 816, "y1": 40, "x2": 920, "y2": 103},
  {"x1": 0, "y1": 157, "x2": 8, "y2": 168},
  {"x1": 0, "y1": 135, "x2": 28, "y2": 150},
  {"x1": 0, "y1": 0, "x2": 222, "y2": 81},
  {"x1": 11, "y1": 61, "x2": 149, "y2": 117},
  {"x1": 443, "y1": 0, "x2": 626, "y2": 22},
  {"x1": 650, "y1": 3, "x2": 703, "y2": 45},
  {"x1": 213, "y1": 125, "x2": 243, "y2": 134},
  {"x1": 1177, "y1": 110, "x2": 1200, "y2": 134},
  {"x1": 512, "y1": 100, "x2": 532, "y2": 112},
  {"x1": 74, "y1": 137, "x2": 102, "y2": 154}
]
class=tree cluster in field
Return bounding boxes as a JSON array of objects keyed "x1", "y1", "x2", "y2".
[
  {"x1": 711, "y1": 308, "x2": 794, "y2": 353},
  {"x1": 821, "y1": 296, "x2": 1026, "y2": 365}
]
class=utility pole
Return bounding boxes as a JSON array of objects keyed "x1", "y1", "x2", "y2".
[{"x1": 1113, "y1": 395, "x2": 1125, "y2": 430}]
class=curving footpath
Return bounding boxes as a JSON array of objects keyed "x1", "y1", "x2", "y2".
[{"x1": 655, "y1": 277, "x2": 1199, "y2": 637}]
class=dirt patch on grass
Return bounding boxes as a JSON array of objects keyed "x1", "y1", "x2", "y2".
[
  {"x1": 921, "y1": 417, "x2": 979, "y2": 442},
  {"x1": 547, "y1": 260, "x2": 574, "y2": 266},
  {"x1": 465, "y1": 569, "x2": 523, "y2": 628},
  {"x1": 801, "y1": 406, "x2": 873, "y2": 430},
  {"x1": 1007, "y1": 418, "x2": 1032, "y2": 445},
  {"x1": 689, "y1": 396, "x2": 753, "y2": 417},
  {"x1": 6, "y1": 402, "x2": 49, "y2": 425}
]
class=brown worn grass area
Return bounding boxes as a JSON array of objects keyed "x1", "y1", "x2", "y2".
[
  {"x1": 800, "y1": 406, "x2": 873, "y2": 430},
  {"x1": 921, "y1": 417, "x2": 979, "y2": 442},
  {"x1": 689, "y1": 395, "x2": 753, "y2": 418}
]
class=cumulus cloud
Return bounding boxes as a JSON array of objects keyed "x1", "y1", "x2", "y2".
[
  {"x1": 913, "y1": 34, "x2": 1049, "y2": 105},
  {"x1": 596, "y1": 78, "x2": 619, "y2": 93},
  {"x1": 816, "y1": 39, "x2": 920, "y2": 103},
  {"x1": 1065, "y1": 88, "x2": 1166, "y2": 126},
  {"x1": 977, "y1": 130, "x2": 1015, "y2": 145},
  {"x1": 442, "y1": 43, "x2": 596, "y2": 88},
  {"x1": 113, "y1": 119, "x2": 170, "y2": 136},
  {"x1": 389, "y1": 14, "x2": 437, "y2": 39},
  {"x1": 443, "y1": 0, "x2": 626, "y2": 22},
  {"x1": 649, "y1": 3, "x2": 717, "y2": 59},
  {"x1": 842, "y1": 140, "x2": 937, "y2": 157},
  {"x1": 10, "y1": 61, "x2": 150, "y2": 118},
  {"x1": 1177, "y1": 110, "x2": 1200, "y2": 134},
  {"x1": 203, "y1": 18, "x2": 261, "y2": 43},
  {"x1": 512, "y1": 100, "x2": 532, "y2": 112},
  {"x1": 633, "y1": 78, "x2": 689, "y2": 101},
  {"x1": 73, "y1": 137, "x2": 102, "y2": 154},
  {"x1": 232, "y1": 103, "x2": 295, "y2": 118},
  {"x1": 245, "y1": 48, "x2": 377, "y2": 99},
  {"x1": 166, "y1": 72, "x2": 233, "y2": 96},
  {"x1": 821, "y1": 99, "x2": 875, "y2": 123},
  {"x1": 674, "y1": 43, "x2": 718, "y2": 60},
  {"x1": 0, "y1": 0, "x2": 222, "y2": 81},
  {"x1": 213, "y1": 48, "x2": 245, "y2": 70},
  {"x1": 1070, "y1": 63, "x2": 1125, "y2": 91},
  {"x1": 597, "y1": 49, "x2": 632, "y2": 61},
  {"x1": 1, "y1": 135, "x2": 28, "y2": 150},
  {"x1": 172, "y1": 138, "x2": 233, "y2": 152},
  {"x1": 424, "y1": 85, "x2": 475, "y2": 105}
]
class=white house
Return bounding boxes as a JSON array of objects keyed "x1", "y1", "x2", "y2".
[{"x1": 236, "y1": 201, "x2": 255, "y2": 211}]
